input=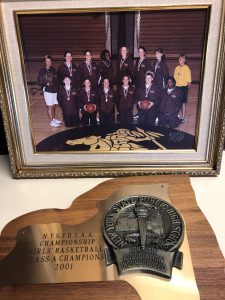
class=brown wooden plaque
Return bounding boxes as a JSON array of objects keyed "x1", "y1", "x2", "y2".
[{"x1": 0, "y1": 175, "x2": 224, "y2": 299}]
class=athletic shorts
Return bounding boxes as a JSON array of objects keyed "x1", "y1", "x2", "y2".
[
  {"x1": 44, "y1": 91, "x2": 58, "y2": 106},
  {"x1": 178, "y1": 86, "x2": 189, "y2": 104}
]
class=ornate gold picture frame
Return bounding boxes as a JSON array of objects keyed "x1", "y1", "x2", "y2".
[{"x1": 0, "y1": 0, "x2": 224, "y2": 178}]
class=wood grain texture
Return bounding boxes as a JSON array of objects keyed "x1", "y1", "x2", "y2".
[
  {"x1": 140, "y1": 9, "x2": 207, "y2": 54},
  {"x1": 0, "y1": 175, "x2": 224, "y2": 299},
  {"x1": 18, "y1": 13, "x2": 106, "y2": 59},
  {"x1": 18, "y1": 9, "x2": 207, "y2": 60}
]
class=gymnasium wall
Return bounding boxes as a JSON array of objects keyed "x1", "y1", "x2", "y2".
[
  {"x1": 18, "y1": 13, "x2": 106, "y2": 60},
  {"x1": 19, "y1": 9, "x2": 207, "y2": 82},
  {"x1": 139, "y1": 9, "x2": 207, "y2": 57}
]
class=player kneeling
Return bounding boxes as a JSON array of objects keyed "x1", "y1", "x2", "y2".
[{"x1": 158, "y1": 76, "x2": 182, "y2": 129}]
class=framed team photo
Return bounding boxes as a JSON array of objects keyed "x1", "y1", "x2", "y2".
[{"x1": 0, "y1": 0, "x2": 225, "y2": 178}]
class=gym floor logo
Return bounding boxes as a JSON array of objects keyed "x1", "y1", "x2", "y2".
[
  {"x1": 36, "y1": 124, "x2": 195, "y2": 151},
  {"x1": 66, "y1": 127, "x2": 166, "y2": 151}
]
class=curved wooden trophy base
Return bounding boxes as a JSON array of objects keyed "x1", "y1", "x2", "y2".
[{"x1": 0, "y1": 175, "x2": 224, "y2": 299}]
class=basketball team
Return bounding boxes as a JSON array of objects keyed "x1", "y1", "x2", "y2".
[{"x1": 37, "y1": 46, "x2": 192, "y2": 129}]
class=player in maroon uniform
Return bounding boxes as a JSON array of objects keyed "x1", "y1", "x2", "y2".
[
  {"x1": 135, "y1": 71, "x2": 160, "y2": 126},
  {"x1": 134, "y1": 46, "x2": 152, "y2": 89},
  {"x1": 97, "y1": 49, "x2": 114, "y2": 87},
  {"x1": 116, "y1": 75, "x2": 135, "y2": 125},
  {"x1": 57, "y1": 51, "x2": 79, "y2": 89},
  {"x1": 57, "y1": 76, "x2": 79, "y2": 127},
  {"x1": 115, "y1": 46, "x2": 134, "y2": 87},
  {"x1": 98, "y1": 78, "x2": 116, "y2": 125},
  {"x1": 158, "y1": 76, "x2": 182, "y2": 128},
  {"x1": 152, "y1": 48, "x2": 169, "y2": 90},
  {"x1": 133, "y1": 46, "x2": 153, "y2": 120},
  {"x1": 78, "y1": 50, "x2": 98, "y2": 90},
  {"x1": 78, "y1": 77, "x2": 98, "y2": 126}
]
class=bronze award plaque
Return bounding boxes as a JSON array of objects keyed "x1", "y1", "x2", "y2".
[
  {"x1": 0, "y1": 179, "x2": 205, "y2": 300},
  {"x1": 103, "y1": 195, "x2": 184, "y2": 279}
]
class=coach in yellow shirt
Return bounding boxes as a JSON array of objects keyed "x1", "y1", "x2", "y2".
[{"x1": 174, "y1": 55, "x2": 192, "y2": 122}]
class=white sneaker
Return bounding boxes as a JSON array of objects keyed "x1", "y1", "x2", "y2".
[
  {"x1": 50, "y1": 120, "x2": 60, "y2": 128},
  {"x1": 53, "y1": 118, "x2": 62, "y2": 124},
  {"x1": 154, "y1": 117, "x2": 159, "y2": 125}
]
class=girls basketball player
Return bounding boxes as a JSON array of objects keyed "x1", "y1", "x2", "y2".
[
  {"x1": 57, "y1": 51, "x2": 79, "y2": 89},
  {"x1": 134, "y1": 46, "x2": 152, "y2": 89},
  {"x1": 97, "y1": 49, "x2": 114, "y2": 87},
  {"x1": 116, "y1": 75, "x2": 135, "y2": 125},
  {"x1": 135, "y1": 71, "x2": 160, "y2": 126},
  {"x1": 133, "y1": 46, "x2": 152, "y2": 120},
  {"x1": 78, "y1": 77, "x2": 98, "y2": 126},
  {"x1": 57, "y1": 76, "x2": 79, "y2": 127},
  {"x1": 78, "y1": 50, "x2": 98, "y2": 89},
  {"x1": 152, "y1": 48, "x2": 169, "y2": 90},
  {"x1": 158, "y1": 76, "x2": 182, "y2": 128},
  {"x1": 174, "y1": 55, "x2": 192, "y2": 122},
  {"x1": 37, "y1": 55, "x2": 61, "y2": 128},
  {"x1": 115, "y1": 46, "x2": 134, "y2": 86},
  {"x1": 98, "y1": 78, "x2": 116, "y2": 125}
]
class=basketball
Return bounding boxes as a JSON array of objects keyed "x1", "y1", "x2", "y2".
[
  {"x1": 85, "y1": 103, "x2": 96, "y2": 113},
  {"x1": 140, "y1": 100, "x2": 150, "y2": 110},
  {"x1": 45, "y1": 72, "x2": 53, "y2": 85}
]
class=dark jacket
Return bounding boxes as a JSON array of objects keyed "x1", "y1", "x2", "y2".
[
  {"x1": 97, "y1": 60, "x2": 114, "y2": 86},
  {"x1": 135, "y1": 83, "x2": 161, "y2": 105},
  {"x1": 57, "y1": 62, "x2": 79, "y2": 89},
  {"x1": 152, "y1": 60, "x2": 169, "y2": 89},
  {"x1": 78, "y1": 88, "x2": 98, "y2": 110},
  {"x1": 78, "y1": 60, "x2": 98, "y2": 88},
  {"x1": 134, "y1": 58, "x2": 152, "y2": 88},
  {"x1": 116, "y1": 85, "x2": 135, "y2": 111},
  {"x1": 159, "y1": 87, "x2": 182, "y2": 115},
  {"x1": 115, "y1": 56, "x2": 134, "y2": 86},
  {"x1": 98, "y1": 88, "x2": 116, "y2": 114},
  {"x1": 37, "y1": 66, "x2": 58, "y2": 93},
  {"x1": 57, "y1": 86, "x2": 79, "y2": 115}
]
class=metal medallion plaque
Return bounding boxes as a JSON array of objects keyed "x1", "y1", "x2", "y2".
[
  {"x1": 103, "y1": 195, "x2": 184, "y2": 278},
  {"x1": 0, "y1": 184, "x2": 200, "y2": 300}
]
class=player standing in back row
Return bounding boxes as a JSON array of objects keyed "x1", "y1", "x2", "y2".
[
  {"x1": 174, "y1": 54, "x2": 192, "y2": 122},
  {"x1": 78, "y1": 50, "x2": 98, "y2": 90},
  {"x1": 37, "y1": 55, "x2": 61, "y2": 128},
  {"x1": 153, "y1": 48, "x2": 169, "y2": 90},
  {"x1": 115, "y1": 46, "x2": 134, "y2": 87}
]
